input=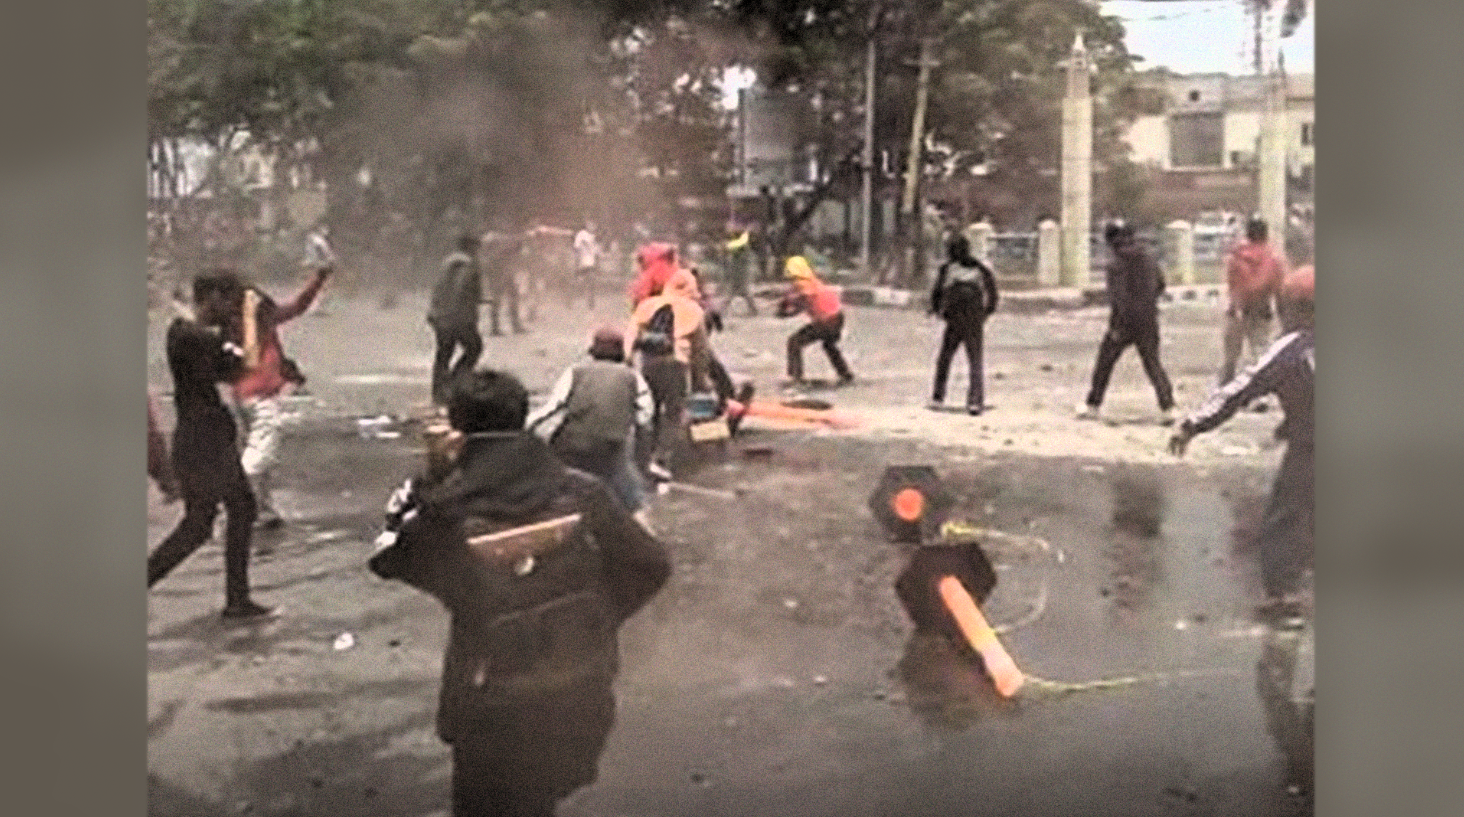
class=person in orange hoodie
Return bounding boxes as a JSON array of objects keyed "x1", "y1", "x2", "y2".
[
  {"x1": 627, "y1": 268, "x2": 710, "y2": 479},
  {"x1": 1221, "y1": 216, "x2": 1287, "y2": 383},
  {"x1": 777, "y1": 256, "x2": 854, "y2": 387}
]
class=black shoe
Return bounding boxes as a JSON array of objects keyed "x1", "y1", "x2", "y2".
[
  {"x1": 837, "y1": 374, "x2": 855, "y2": 387},
  {"x1": 254, "y1": 514, "x2": 284, "y2": 532},
  {"x1": 221, "y1": 601, "x2": 281, "y2": 622},
  {"x1": 966, "y1": 405, "x2": 983, "y2": 416}
]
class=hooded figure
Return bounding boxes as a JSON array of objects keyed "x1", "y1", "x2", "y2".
[
  {"x1": 777, "y1": 256, "x2": 854, "y2": 386},
  {"x1": 369, "y1": 370, "x2": 670, "y2": 817},
  {"x1": 1077, "y1": 222, "x2": 1176, "y2": 423},
  {"x1": 628, "y1": 268, "x2": 710, "y2": 479},
  {"x1": 928, "y1": 236, "x2": 999, "y2": 414},
  {"x1": 628, "y1": 242, "x2": 680, "y2": 306}
]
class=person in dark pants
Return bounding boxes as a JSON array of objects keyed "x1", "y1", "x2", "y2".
[
  {"x1": 778, "y1": 256, "x2": 854, "y2": 387},
  {"x1": 369, "y1": 370, "x2": 671, "y2": 817},
  {"x1": 147, "y1": 271, "x2": 276, "y2": 621},
  {"x1": 429, "y1": 234, "x2": 485, "y2": 405},
  {"x1": 723, "y1": 225, "x2": 757, "y2": 316},
  {"x1": 627, "y1": 269, "x2": 709, "y2": 480},
  {"x1": 928, "y1": 236, "x2": 999, "y2": 415},
  {"x1": 482, "y1": 229, "x2": 525, "y2": 336},
  {"x1": 1077, "y1": 222, "x2": 1177, "y2": 424},
  {"x1": 1170, "y1": 270, "x2": 1313, "y2": 621}
]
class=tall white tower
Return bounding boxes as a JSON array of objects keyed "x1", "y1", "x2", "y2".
[{"x1": 1060, "y1": 33, "x2": 1093, "y2": 288}]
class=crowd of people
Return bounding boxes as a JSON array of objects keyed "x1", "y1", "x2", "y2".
[{"x1": 146, "y1": 210, "x2": 1313, "y2": 815}]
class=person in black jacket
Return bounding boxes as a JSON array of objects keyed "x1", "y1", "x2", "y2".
[
  {"x1": 928, "y1": 236, "x2": 999, "y2": 415},
  {"x1": 369, "y1": 369, "x2": 671, "y2": 817},
  {"x1": 428, "y1": 234, "x2": 485, "y2": 405},
  {"x1": 1077, "y1": 222, "x2": 1177, "y2": 424},
  {"x1": 147, "y1": 271, "x2": 276, "y2": 621},
  {"x1": 1170, "y1": 273, "x2": 1314, "y2": 621}
]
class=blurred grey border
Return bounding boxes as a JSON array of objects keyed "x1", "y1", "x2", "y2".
[
  {"x1": 1320, "y1": 0, "x2": 1464, "y2": 814},
  {"x1": 0, "y1": 1, "x2": 1460, "y2": 816},
  {"x1": 0, "y1": 1, "x2": 145, "y2": 815}
]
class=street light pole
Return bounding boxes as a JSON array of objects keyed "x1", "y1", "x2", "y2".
[{"x1": 860, "y1": 5, "x2": 880, "y2": 281}]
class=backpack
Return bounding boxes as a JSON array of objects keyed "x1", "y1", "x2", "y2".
[{"x1": 634, "y1": 302, "x2": 676, "y2": 356}]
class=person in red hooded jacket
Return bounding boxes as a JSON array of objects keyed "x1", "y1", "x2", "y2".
[
  {"x1": 1221, "y1": 216, "x2": 1287, "y2": 383},
  {"x1": 628, "y1": 242, "x2": 681, "y2": 306}
]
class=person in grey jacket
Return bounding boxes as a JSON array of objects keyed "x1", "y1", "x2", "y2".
[{"x1": 527, "y1": 327, "x2": 655, "y2": 515}]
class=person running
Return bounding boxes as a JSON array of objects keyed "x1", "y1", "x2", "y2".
[
  {"x1": 147, "y1": 271, "x2": 276, "y2": 621},
  {"x1": 428, "y1": 234, "x2": 485, "y2": 406},
  {"x1": 1221, "y1": 215, "x2": 1287, "y2": 383},
  {"x1": 777, "y1": 256, "x2": 854, "y2": 388},
  {"x1": 1076, "y1": 222, "x2": 1177, "y2": 424},
  {"x1": 230, "y1": 263, "x2": 332, "y2": 529},
  {"x1": 928, "y1": 235, "x2": 999, "y2": 415},
  {"x1": 1170, "y1": 267, "x2": 1313, "y2": 622}
]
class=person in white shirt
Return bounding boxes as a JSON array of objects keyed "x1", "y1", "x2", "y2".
[{"x1": 572, "y1": 221, "x2": 602, "y2": 309}]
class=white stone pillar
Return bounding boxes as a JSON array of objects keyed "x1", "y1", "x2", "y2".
[
  {"x1": 1166, "y1": 220, "x2": 1195, "y2": 285},
  {"x1": 1060, "y1": 34, "x2": 1093, "y2": 289},
  {"x1": 1037, "y1": 219, "x2": 1062, "y2": 288}
]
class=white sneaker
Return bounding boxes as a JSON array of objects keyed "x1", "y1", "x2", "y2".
[
  {"x1": 1075, "y1": 403, "x2": 1099, "y2": 420},
  {"x1": 646, "y1": 461, "x2": 673, "y2": 482}
]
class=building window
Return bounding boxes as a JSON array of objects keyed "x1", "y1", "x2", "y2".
[
  {"x1": 1301, "y1": 121, "x2": 1313, "y2": 146},
  {"x1": 1188, "y1": 90, "x2": 1201, "y2": 102}
]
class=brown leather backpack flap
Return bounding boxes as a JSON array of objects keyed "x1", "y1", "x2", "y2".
[{"x1": 463, "y1": 514, "x2": 583, "y2": 568}]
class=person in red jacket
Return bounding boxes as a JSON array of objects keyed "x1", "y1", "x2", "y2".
[
  {"x1": 628, "y1": 242, "x2": 680, "y2": 306},
  {"x1": 1221, "y1": 216, "x2": 1287, "y2": 383},
  {"x1": 230, "y1": 264, "x2": 332, "y2": 529},
  {"x1": 777, "y1": 256, "x2": 854, "y2": 387}
]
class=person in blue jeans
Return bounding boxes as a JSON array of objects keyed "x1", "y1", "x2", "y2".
[{"x1": 527, "y1": 327, "x2": 654, "y2": 520}]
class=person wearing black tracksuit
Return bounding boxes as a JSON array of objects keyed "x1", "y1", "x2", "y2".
[
  {"x1": 1170, "y1": 294, "x2": 1314, "y2": 618},
  {"x1": 1078, "y1": 222, "x2": 1177, "y2": 423},
  {"x1": 147, "y1": 271, "x2": 275, "y2": 621},
  {"x1": 928, "y1": 236, "x2": 999, "y2": 415}
]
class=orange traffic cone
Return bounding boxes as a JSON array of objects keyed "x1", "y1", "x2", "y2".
[{"x1": 937, "y1": 574, "x2": 1025, "y2": 697}]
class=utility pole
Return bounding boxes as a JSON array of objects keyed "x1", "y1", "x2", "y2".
[
  {"x1": 1255, "y1": 3, "x2": 1287, "y2": 240},
  {"x1": 859, "y1": 4, "x2": 880, "y2": 281},
  {"x1": 900, "y1": 36, "x2": 938, "y2": 287}
]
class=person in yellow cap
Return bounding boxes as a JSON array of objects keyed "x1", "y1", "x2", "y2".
[{"x1": 776, "y1": 256, "x2": 854, "y2": 387}]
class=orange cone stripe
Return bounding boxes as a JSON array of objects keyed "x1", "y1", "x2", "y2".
[
  {"x1": 937, "y1": 574, "x2": 1025, "y2": 698},
  {"x1": 739, "y1": 400, "x2": 861, "y2": 428}
]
